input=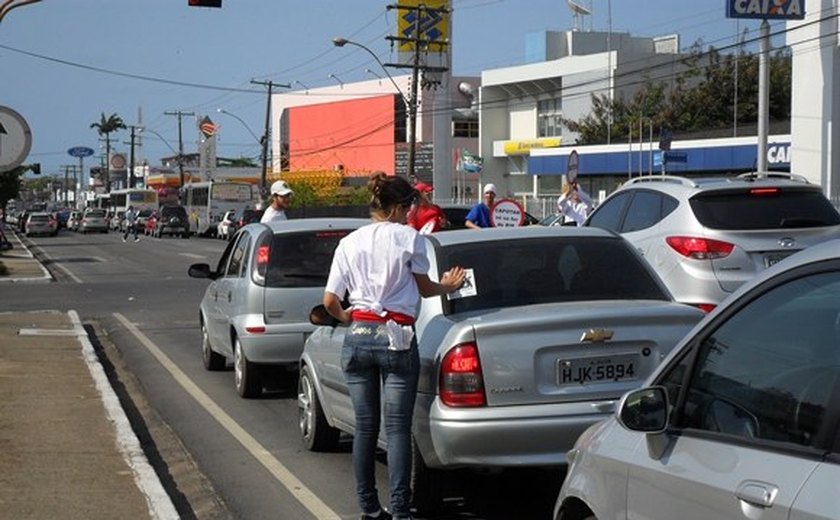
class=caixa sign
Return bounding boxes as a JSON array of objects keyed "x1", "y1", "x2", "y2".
[
  {"x1": 727, "y1": 0, "x2": 806, "y2": 20},
  {"x1": 767, "y1": 143, "x2": 791, "y2": 165}
]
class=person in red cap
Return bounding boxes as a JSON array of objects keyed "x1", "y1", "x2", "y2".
[{"x1": 407, "y1": 182, "x2": 447, "y2": 234}]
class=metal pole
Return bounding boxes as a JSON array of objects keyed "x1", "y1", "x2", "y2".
[
  {"x1": 407, "y1": 5, "x2": 424, "y2": 180},
  {"x1": 78, "y1": 156, "x2": 83, "y2": 208},
  {"x1": 129, "y1": 125, "x2": 136, "y2": 189},
  {"x1": 165, "y1": 111, "x2": 195, "y2": 189},
  {"x1": 757, "y1": 20, "x2": 770, "y2": 172},
  {"x1": 734, "y1": 19, "x2": 740, "y2": 137},
  {"x1": 649, "y1": 120, "x2": 653, "y2": 176}
]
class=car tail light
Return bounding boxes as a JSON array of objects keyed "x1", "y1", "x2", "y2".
[
  {"x1": 694, "y1": 303, "x2": 717, "y2": 313},
  {"x1": 439, "y1": 342, "x2": 486, "y2": 407},
  {"x1": 256, "y1": 245, "x2": 270, "y2": 266},
  {"x1": 245, "y1": 326, "x2": 266, "y2": 334},
  {"x1": 666, "y1": 236, "x2": 734, "y2": 260},
  {"x1": 749, "y1": 187, "x2": 779, "y2": 196}
]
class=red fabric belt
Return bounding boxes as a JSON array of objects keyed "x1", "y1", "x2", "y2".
[{"x1": 350, "y1": 310, "x2": 415, "y2": 326}]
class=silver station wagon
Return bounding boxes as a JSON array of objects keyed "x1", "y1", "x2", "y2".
[
  {"x1": 297, "y1": 226, "x2": 704, "y2": 514},
  {"x1": 188, "y1": 218, "x2": 368, "y2": 398}
]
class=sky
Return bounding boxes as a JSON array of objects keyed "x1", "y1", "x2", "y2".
[{"x1": 0, "y1": 0, "x2": 772, "y2": 179}]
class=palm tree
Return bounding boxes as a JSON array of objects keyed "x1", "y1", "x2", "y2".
[{"x1": 90, "y1": 112, "x2": 126, "y2": 192}]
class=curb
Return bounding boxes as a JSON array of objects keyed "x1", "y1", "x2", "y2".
[
  {"x1": 69, "y1": 309, "x2": 179, "y2": 520},
  {"x1": 0, "y1": 228, "x2": 53, "y2": 283}
]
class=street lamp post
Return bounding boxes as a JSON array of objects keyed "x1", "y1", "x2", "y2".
[
  {"x1": 217, "y1": 108, "x2": 261, "y2": 145},
  {"x1": 332, "y1": 37, "x2": 415, "y2": 177}
]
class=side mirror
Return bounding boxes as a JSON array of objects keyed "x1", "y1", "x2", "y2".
[
  {"x1": 617, "y1": 386, "x2": 669, "y2": 434},
  {"x1": 309, "y1": 304, "x2": 340, "y2": 327},
  {"x1": 188, "y1": 263, "x2": 215, "y2": 280}
]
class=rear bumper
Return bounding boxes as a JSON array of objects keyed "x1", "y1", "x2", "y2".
[
  {"x1": 415, "y1": 395, "x2": 615, "y2": 469},
  {"x1": 234, "y1": 317, "x2": 316, "y2": 365}
]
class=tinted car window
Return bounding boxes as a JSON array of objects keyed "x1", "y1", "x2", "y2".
[
  {"x1": 29, "y1": 214, "x2": 49, "y2": 222},
  {"x1": 690, "y1": 188, "x2": 840, "y2": 230},
  {"x1": 265, "y1": 230, "x2": 351, "y2": 288},
  {"x1": 85, "y1": 209, "x2": 106, "y2": 217},
  {"x1": 226, "y1": 235, "x2": 250, "y2": 277},
  {"x1": 587, "y1": 191, "x2": 632, "y2": 232},
  {"x1": 622, "y1": 191, "x2": 665, "y2": 232},
  {"x1": 161, "y1": 205, "x2": 187, "y2": 218},
  {"x1": 679, "y1": 270, "x2": 840, "y2": 447},
  {"x1": 440, "y1": 237, "x2": 669, "y2": 315}
]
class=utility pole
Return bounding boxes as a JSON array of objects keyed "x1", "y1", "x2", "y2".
[
  {"x1": 164, "y1": 111, "x2": 195, "y2": 189},
  {"x1": 126, "y1": 125, "x2": 141, "y2": 189},
  {"x1": 385, "y1": 3, "x2": 449, "y2": 180},
  {"x1": 250, "y1": 79, "x2": 290, "y2": 195}
]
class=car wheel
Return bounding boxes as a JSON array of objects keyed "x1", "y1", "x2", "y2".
[
  {"x1": 234, "y1": 337, "x2": 261, "y2": 398},
  {"x1": 411, "y1": 439, "x2": 446, "y2": 516},
  {"x1": 298, "y1": 365, "x2": 340, "y2": 452},
  {"x1": 201, "y1": 320, "x2": 226, "y2": 371}
]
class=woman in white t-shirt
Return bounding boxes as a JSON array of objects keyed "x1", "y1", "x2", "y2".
[{"x1": 323, "y1": 173, "x2": 465, "y2": 520}]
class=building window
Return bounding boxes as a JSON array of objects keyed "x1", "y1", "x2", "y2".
[
  {"x1": 538, "y1": 98, "x2": 563, "y2": 138},
  {"x1": 453, "y1": 120, "x2": 479, "y2": 138}
]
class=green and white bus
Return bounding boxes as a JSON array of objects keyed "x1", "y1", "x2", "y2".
[{"x1": 182, "y1": 181, "x2": 260, "y2": 236}]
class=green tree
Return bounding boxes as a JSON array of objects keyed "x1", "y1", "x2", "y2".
[
  {"x1": 564, "y1": 44, "x2": 791, "y2": 144},
  {"x1": 0, "y1": 166, "x2": 26, "y2": 218},
  {"x1": 90, "y1": 112, "x2": 126, "y2": 192}
]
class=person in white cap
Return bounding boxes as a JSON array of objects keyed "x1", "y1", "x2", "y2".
[
  {"x1": 261, "y1": 180, "x2": 293, "y2": 223},
  {"x1": 464, "y1": 183, "x2": 496, "y2": 229}
]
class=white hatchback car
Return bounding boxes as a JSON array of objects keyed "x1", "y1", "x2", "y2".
[{"x1": 554, "y1": 238, "x2": 840, "y2": 520}]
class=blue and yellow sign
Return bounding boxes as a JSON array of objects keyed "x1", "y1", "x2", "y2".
[
  {"x1": 727, "y1": 0, "x2": 805, "y2": 20},
  {"x1": 397, "y1": 0, "x2": 450, "y2": 53}
]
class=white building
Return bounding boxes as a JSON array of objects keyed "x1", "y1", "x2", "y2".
[{"x1": 479, "y1": 29, "x2": 683, "y2": 200}]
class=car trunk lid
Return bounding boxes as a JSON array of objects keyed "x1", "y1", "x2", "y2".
[{"x1": 446, "y1": 301, "x2": 703, "y2": 407}]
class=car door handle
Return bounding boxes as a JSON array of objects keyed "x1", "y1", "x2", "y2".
[{"x1": 735, "y1": 481, "x2": 778, "y2": 508}]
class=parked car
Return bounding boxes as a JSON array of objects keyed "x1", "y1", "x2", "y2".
[
  {"x1": 66, "y1": 211, "x2": 82, "y2": 232},
  {"x1": 216, "y1": 209, "x2": 236, "y2": 240},
  {"x1": 133, "y1": 208, "x2": 154, "y2": 233},
  {"x1": 109, "y1": 210, "x2": 125, "y2": 232},
  {"x1": 144, "y1": 210, "x2": 158, "y2": 236},
  {"x1": 25, "y1": 212, "x2": 58, "y2": 237},
  {"x1": 298, "y1": 226, "x2": 704, "y2": 514},
  {"x1": 187, "y1": 218, "x2": 369, "y2": 398},
  {"x1": 554, "y1": 238, "x2": 840, "y2": 520},
  {"x1": 55, "y1": 209, "x2": 72, "y2": 229},
  {"x1": 151, "y1": 205, "x2": 190, "y2": 238},
  {"x1": 227, "y1": 208, "x2": 264, "y2": 239},
  {"x1": 79, "y1": 208, "x2": 109, "y2": 233},
  {"x1": 584, "y1": 172, "x2": 840, "y2": 311}
]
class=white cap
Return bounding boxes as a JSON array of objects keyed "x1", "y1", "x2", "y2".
[
  {"x1": 270, "y1": 180, "x2": 293, "y2": 196},
  {"x1": 483, "y1": 183, "x2": 497, "y2": 194}
]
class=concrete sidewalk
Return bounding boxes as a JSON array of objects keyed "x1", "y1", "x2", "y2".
[
  {"x1": 0, "y1": 226, "x2": 51, "y2": 283},
  {"x1": 0, "y1": 227, "x2": 178, "y2": 518}
]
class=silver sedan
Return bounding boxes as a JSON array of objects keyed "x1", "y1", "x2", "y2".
[{"x1": 298, "y1": 226, "x2": 704, "y2": 515}]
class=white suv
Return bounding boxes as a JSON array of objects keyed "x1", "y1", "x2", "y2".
[
  {"x1": 585, "y1": 173, "x2": 840, "y2": 311},
  {"x1": 554, "y1": 238, "x2": 840, "y2": 520}
]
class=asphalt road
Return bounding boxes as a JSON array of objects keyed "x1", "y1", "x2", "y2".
[{"x1": 7, "y1": 228, "x2": 563, "y2": 520}]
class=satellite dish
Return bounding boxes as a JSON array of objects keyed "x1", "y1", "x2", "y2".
[
  {"x1": 567, "y1": 0, "x2": 592, "y2": 31},
  {"x1": 567, "y1": 0, "x2": 591, "y2": 15}
]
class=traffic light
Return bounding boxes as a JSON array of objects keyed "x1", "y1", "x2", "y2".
[
  {"x1": 188, "y1": 0, "x2": 221, "y2": 6},
  {"x1": 30, "y1": 163, "x2": 41, "y2": 175}
]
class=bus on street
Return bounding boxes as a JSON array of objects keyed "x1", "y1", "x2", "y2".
[{"x1": 182, "y1": 181, "x2": 259, "y2": 236}]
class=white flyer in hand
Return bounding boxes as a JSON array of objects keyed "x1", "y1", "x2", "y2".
[{"x1": 447, "y1": 268, "x2": 477, "y2": 299}]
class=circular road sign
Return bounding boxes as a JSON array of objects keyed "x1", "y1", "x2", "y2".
[
  {"x1": 68, "y1": 146, "x2": 95, "y2": 158},
  {"x1": 567, "y1": 150, "x2": 579, "y2": 184},
  {"x1": 491, "y1": 198, "x2": 525, "y2": 227},
  {"x1": 0, "y1": 106, "x2": 33, "y2": 172}
]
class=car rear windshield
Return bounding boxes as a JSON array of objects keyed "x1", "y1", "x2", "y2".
[
  {"x1": 161, "y1": 206, "x2": 186, "y2": 217},
  {"x1": 690, "y1": 188, "x2": 840, "y2": 230},
  {"x1": 86, "y1": 210, "x2": 106, "y2": 217},
  {"x1": 264, "y1": 230, "x2": 351, "y2": 288},
  {"x1": 29, "y1": 214, "x2": 49, "y2": 222},
  {"x1": 439, "y1": 236, "x2": 668, "y2": 315}
]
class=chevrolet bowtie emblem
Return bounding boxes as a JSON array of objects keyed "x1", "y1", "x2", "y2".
[{"x1": 580, "y1": 328, "x2": 614, "y2": 342}]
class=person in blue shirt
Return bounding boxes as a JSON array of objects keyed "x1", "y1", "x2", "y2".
[{"x1": 464, "y1": 183, "x2": 496, "y2": 229}]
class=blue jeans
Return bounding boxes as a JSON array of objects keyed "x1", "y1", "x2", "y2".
[{"x1": 342, "y1": 321, "x2": 419, "y2": 519}]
